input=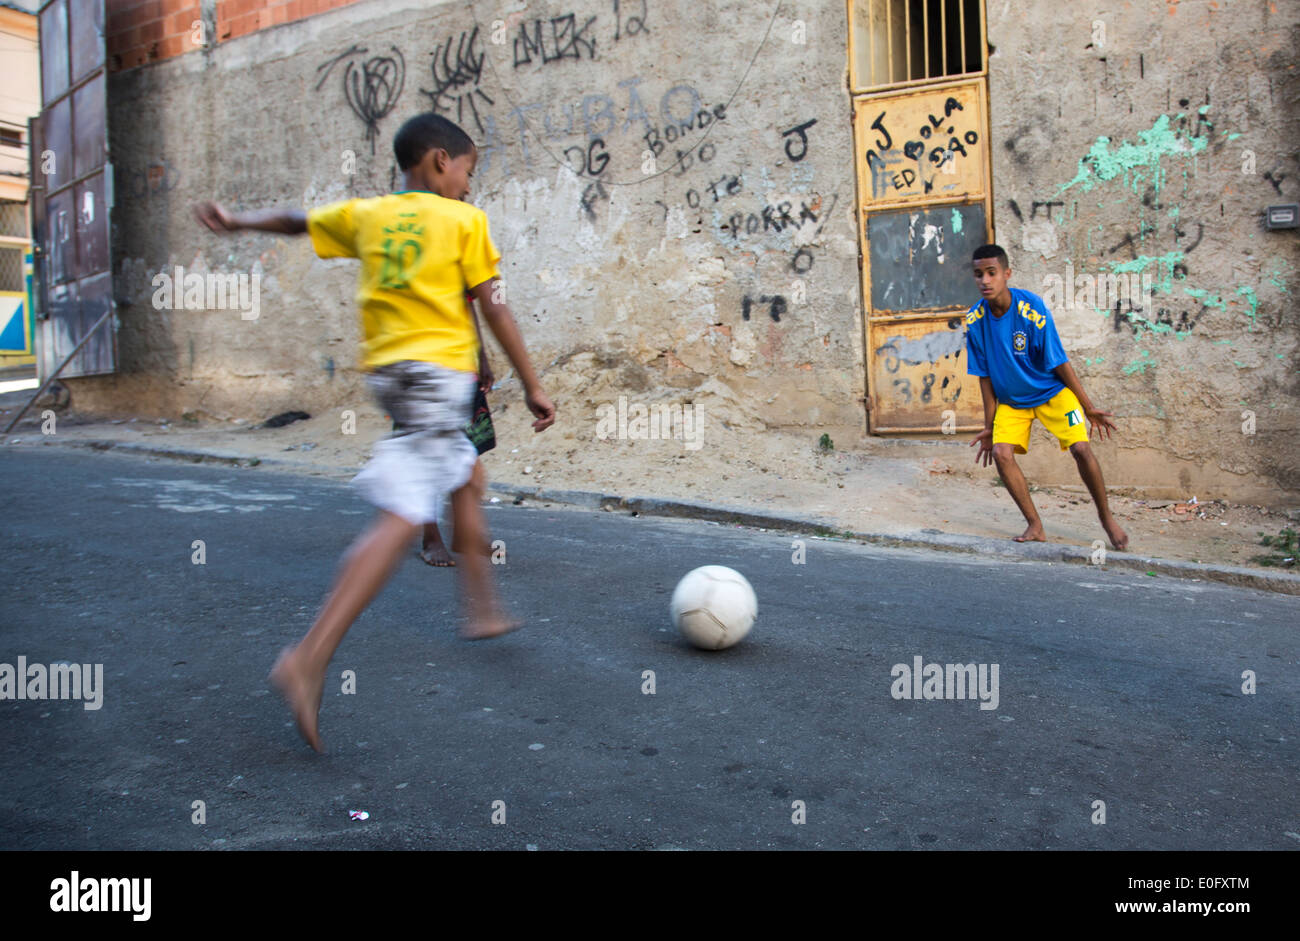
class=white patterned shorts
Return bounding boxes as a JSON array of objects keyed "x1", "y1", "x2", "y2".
[{"x1": 353, "y1": 360, "x2": 478, "y2": 526}]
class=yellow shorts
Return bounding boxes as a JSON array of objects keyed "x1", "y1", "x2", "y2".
[{"x1": 993, "y1": 387, "x2": 1090, "y2": 454}]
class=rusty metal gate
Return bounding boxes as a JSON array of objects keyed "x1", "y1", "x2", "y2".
[
  {"x1": 848, "y1": 0, "x2": 991, "y2": 433},
  {"x1": 30, "y1": 0, "x2": 115, "y2": 379}
]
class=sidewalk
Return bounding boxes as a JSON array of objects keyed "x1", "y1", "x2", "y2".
[{"x1": 5, "y1": 381, "x2": 1299, "y2": 596}]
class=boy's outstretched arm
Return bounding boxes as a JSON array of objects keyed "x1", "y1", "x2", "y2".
[
  {"x1": 1053, "y1": 362, "x2": 1118, "y2": 441},
  {"x1": 970, "y1": 375, "x2": 997, "y2": 466},
  {"x1": 469, "y1": 278, "x2": 555, "y2": 432},
  {"x1": 194, "y1": 201, "x2": 307, "y2": 235}
]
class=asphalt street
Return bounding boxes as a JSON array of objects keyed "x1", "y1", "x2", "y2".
[{"x1": 1, "y1": 447, "x2": 1297, "y2": 850}]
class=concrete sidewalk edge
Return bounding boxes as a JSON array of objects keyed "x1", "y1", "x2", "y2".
[
  {"x1": 21, "y1": 435, "x2": 1300, "y2": 597},
  {"x1": 490, "y1": 489, "x2": 1300, "y2": 598}
]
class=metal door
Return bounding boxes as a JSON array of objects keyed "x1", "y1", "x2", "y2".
[
  {"x1": 31, "y1": 0, "x2": 115, "y2": 379},
  {"x1": 848, "y1": 1, "x2": 991, "y2": 433}
]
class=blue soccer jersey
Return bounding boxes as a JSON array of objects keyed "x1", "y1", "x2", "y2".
[{"x1": 964, "y1": 288, "x2": 1069, "y2": 408}]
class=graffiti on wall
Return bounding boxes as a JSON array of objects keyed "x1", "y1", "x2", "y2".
[
  {"x1": 1014, "y1": 102, "x2": 1288, "y2": 383},
  {"x1": 858, "y1": 86, "x2": 984, "y2": 202},
  {"x1": 512, "y1": 13, "x2": 599, "y2": 67},
  {"x1": 422, "y1": 27, "x2": 494, "y2": 135},
  {"x1": 315, "y1": 44, "x2": 407, "y2": 155}
]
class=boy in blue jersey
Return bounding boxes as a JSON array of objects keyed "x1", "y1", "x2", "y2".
[{"x1": 966, "y1": 245, "x2": 1128, "y2": 550}]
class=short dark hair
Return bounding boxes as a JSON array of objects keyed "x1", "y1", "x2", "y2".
[
  {"x1": 972, "y1": 244, "x2": 1009, "y2": 268},
  {"x1": 393, "y1": 113, "x2": 475, "y2": 171}
]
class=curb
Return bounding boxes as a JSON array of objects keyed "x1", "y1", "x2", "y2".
[
  {"x1": 25, "y1": 437, "x2": 280, "y2": 468},
  {"x1": 20, "y1": 435, "x2": 1300, "y2": 597},
  {"x1": 486, "y1": 484, "x2": 1300, "y2": 597}
]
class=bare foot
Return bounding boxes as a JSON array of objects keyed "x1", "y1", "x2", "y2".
[
  {"x1": 1102, "y1": 515, "x2": 1129, "y2": 551},
  {"x1": 460, "y1": 615, "x2": 525, "y2": 641},
  {"x1": 269, "y1": 647, "x2": 325, "y2": 753},
  {"x1": 420, "y1": 543, "x2": 456, "y2": 567},
  {"x1": 1013, "y1": 522, "x2": 1046, "y2": 543}
]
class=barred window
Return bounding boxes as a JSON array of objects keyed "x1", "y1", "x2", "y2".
[
  {"x1": 851, "y1": 0, "x2": 986, "y2": 91},
  {"x1": 0, "y1": 246, "x2": 25, "y2": 293},
  {"x1": 0, "y1": 201, "x2": 28, "y2": 239}
]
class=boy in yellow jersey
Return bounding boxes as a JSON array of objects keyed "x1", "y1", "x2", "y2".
[
  {"x1": 966, "y1": 244, "x2": 1128, "y2": 551},
  {"x1": 195, "y1": 113, "x2": 555, "y2": 752}
]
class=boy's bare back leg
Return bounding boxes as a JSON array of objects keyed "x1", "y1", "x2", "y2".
[
  {"x1": 270, "y1": 509, "x2": 419, "y2": 750},
  {"x1": 420, "y1": 521, "x2": 455, "y2": 567},
  {"x1": 450, "y1": 461, "x2": 521, "y2": 639},
  {"x1": 1069, "y1": 441, "x2": 1129, "y2": 550},
  {"x1": 993, "y1": 443, "x2": 1046, "y2": 542}
]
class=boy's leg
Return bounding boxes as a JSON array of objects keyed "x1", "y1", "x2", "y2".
[
  {"x1": 450, "y1": 459, "x2": 492, "y2": 557},
  {"x1": 271, "y1": 509, "x2": 419, "y2": 750},
  {"x1": 1035, "y1": 388, "x2": 1128, "y2": 551},
  {"x1": 449, "y1": 461, "x2": 520, "y2": 639},
  {"x1": 992, "y1": 443, "x2": 1046, "y2": 542},
  {"x1": 990, "y1": 403, "x2": 1044, "y2": 542},
  {"x1": 420, "y1": 520, "x2": 456, "y2": 567},
  {"x1": 1068, "y1": 441, "x2": 1129, "y2": 550}
]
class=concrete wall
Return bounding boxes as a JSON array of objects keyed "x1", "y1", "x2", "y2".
[
  {"x1": 67, "y1": 0, "x2": 1300, "y2": 503},
  {"x1": 82, "y1": 0, "x2": 863, "y2": 439},
  {"x1": 985, "y1": 0, "x2": 1300, "y2": 502}
]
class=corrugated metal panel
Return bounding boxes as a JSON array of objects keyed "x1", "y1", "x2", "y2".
[{"x1": 33, "y1": 0, "x2": 115, "y2": 378}]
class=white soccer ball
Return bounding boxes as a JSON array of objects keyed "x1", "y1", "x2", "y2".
[{"x1": 670, "y1": 565, "x2": 757, "y2": 650}]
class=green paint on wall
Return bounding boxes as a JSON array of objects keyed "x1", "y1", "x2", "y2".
[
  {"x1": 1269, "y1": 263, "x2": 1290, "y2": 294},
  {"x1": 1183, "y1": 287, "x2": 1226, "y2": 311},
  {"x1": 1103, "y1": 251, "x2": 1186, "y2": 294},
  {"x1": 951, "y1": 208, "x2": 963, "y2": 234},
  {"x1": 1117, "y1": 308, "x2": 1196, "y2": 341},
  {"x1": 1055, "y1": 114, "x2": 1208, "y2": 201},
  {"x1": 1236, "y1": 286, "x2": 1259, "y2": 328},
  {"x1": 1123, "y1": 350, "x2": 1155, "y2": 376}
]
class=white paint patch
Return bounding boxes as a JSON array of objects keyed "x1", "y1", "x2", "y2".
[
  {"x1": 1075, "y1": 579, "x2": 1210, "y2": 594},
  {"x1": 478, "y1": 171, "x2": 632, "y2": 326},
  {"x1": 1022, "y1": 219, "x2": 1059, "y2": 258},
  {"x1": 920, "y1": 224, "x2": 944, "y2": 263},
  {"x1": 113, "y1": 478, "x2": 304, "y2": 514},
  {"x1": 882, "y1": 330, "x2": 965, "y2": 365}
]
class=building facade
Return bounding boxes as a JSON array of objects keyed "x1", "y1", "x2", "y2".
[
  {"x1": 44, "y1": 0, "x2": 1300, "y2": 501},
  {"x1": 0, "y1": 1, "x2": 39, "y2": 371}
]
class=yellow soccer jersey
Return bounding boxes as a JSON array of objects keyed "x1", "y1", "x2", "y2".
[{"x1": 306, "y1": 191, "x2": 501, "y2": 372}]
